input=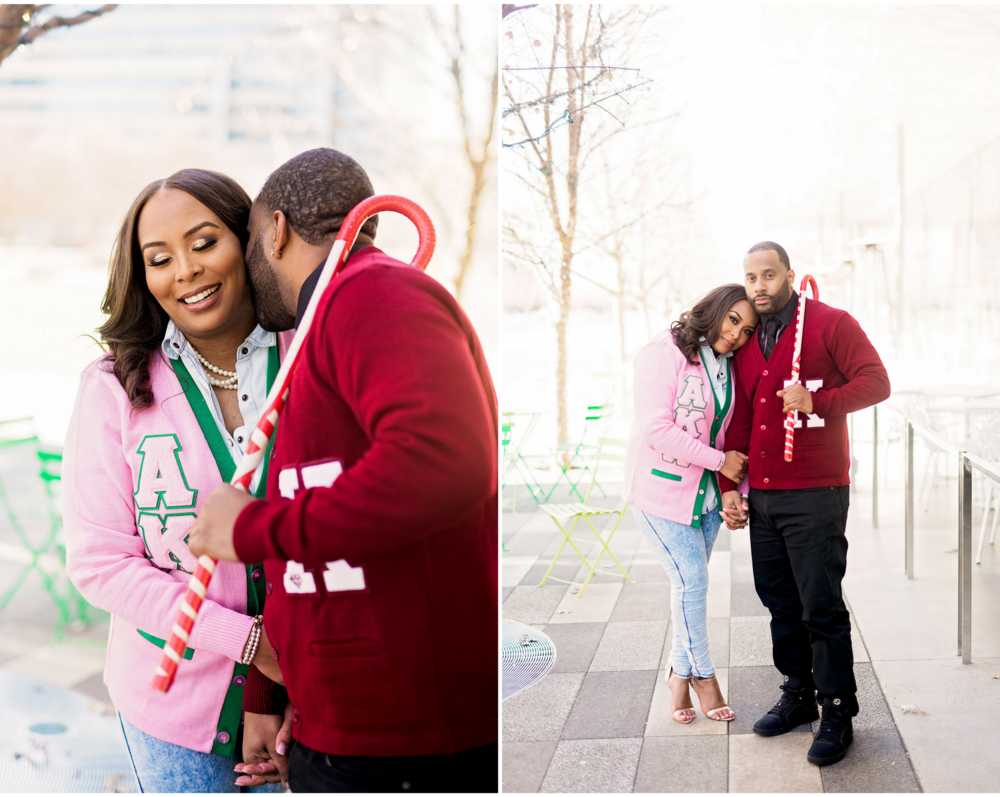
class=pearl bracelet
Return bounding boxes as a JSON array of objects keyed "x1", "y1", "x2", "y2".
[{"x1": 242, "y1": 615, "x2": 263, "y2": 665}]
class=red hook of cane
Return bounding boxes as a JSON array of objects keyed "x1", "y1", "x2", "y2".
[
  {"x1": 152, "y1": 196, "x2": 435, "y2": 693},
  {"x1": 783, "y1": 275, "x2": 819, "y2": 463}
]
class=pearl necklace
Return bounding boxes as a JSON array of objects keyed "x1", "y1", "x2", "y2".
[{"x1": 192, "y1": 347, "x2": 238, "y2": 390}]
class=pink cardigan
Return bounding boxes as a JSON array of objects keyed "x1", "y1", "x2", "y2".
[
  {"x1": 63, "y1": 344, "x2": 284, "y2": 754},
  {"x1": 622, "y1": 331, "x2": 738, "y2": 527}
]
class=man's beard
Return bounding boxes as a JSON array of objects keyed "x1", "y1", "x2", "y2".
[
  {"x1": 757, "y1": 279, "x2": 793, "y2": 316},
  {"x1": 246, "y1": 231, "x2": 296, "y2": 332}
]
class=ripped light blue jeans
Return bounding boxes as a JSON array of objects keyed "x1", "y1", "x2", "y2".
[{"x1": 633, "y1": 506, "x2": 721, "y2": 679}]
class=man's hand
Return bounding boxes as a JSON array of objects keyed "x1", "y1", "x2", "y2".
[
  {"x1": 235, "y1": 704, "x2": 293, "y2": 789},
  {"x1": 720, "y1": 490, "x2": 749, "y2": 530},
  {"x1": 777, "y1": 383, "x2": 814, "y2": 415},
  {"x1": 719, "y1": 450, "x2": 748, "y2": 483},
  {"x1": 187, "y1": 484, "x2": 256, "y2": 562},
  {"x1": 252, "y1": 626, "x2": 285, "y2": 686}
]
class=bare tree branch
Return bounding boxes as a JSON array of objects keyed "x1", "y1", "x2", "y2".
[{"x1": 0, "y1": 4, "x2": 116, "y2": 67}]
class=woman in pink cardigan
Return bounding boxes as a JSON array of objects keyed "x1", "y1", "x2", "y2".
[
  {"x1": 63, "y1": 169, "x2": 287, "y2": 792},
  {"x1": 622, "y1": 284, "x2": 757, "y2": 725}
]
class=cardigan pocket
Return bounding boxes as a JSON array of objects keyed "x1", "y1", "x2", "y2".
[{"x1": 794, "y1": 444, "x2": 829, "y2": 455}]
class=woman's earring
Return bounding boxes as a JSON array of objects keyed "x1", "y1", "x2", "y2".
[{"x1": 270, "y1": 249, "x2": 275, "y2": 257}]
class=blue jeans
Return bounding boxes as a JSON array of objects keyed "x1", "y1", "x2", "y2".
[
  {"x1": 119, "y1": 714, "x2": 284, "y2": 793},
  {"x1": 633, "y1": 507, "x2": 722, "y2": 679}
]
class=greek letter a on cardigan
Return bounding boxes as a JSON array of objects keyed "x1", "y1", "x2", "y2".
[
  {"x1": 133, "y1": 435, "x2": 199, "y2": 572},
  {"x1": 662, "y1": 376, "x2": 708, "y2": 469}
]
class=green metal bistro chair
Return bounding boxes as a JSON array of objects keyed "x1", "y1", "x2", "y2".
[
  {"x1": 0, "y1": 420, "x2": 92, "y2": 640},
  {"x1": 545, "y1": 403, "x2": 614, "y2": 503},
  {"x1": 538, "y1": 437, "x2": 633, "y2": 596}
]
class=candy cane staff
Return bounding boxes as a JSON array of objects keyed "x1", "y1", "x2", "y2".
[
  {"x1": 783, "y1": 274, "x2": 819, "y2": 462},
  {"x1": 152, "y1": 195, "x2": 435, "y2": 693}
]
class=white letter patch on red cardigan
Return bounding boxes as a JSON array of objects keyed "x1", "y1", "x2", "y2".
[
  {"x1": 284, "y1": 561, "x2": 317, "y2": 594},
  {"x1": 784, "y1": 379, "x2": 826, "y2": 428},
  {"x1": 323, "y1": 560, "x2": 366, "y2": 592}
]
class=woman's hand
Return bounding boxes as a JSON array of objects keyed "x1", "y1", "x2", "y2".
[
  {"x1": 235, "y1": 705, "x2": 293, "y2": 789},
  {"x1": 719, "y1": 450, "x2": 748, "y2": 483},
  {"x1": 251, "y1": 626, "x2": 285, "y2": 685}
]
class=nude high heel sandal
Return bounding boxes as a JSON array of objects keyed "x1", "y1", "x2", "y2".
[{"x1": 690, "y1": 674, "x2": 735, "y2": 721}]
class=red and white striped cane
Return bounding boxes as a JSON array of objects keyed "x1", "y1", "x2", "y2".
[
  {"x1": 783, "y1": 274, "x2": 818, "y2": 463},
  {"x1": 152, "y1": 195, "x2": 436, "y2": 693}
]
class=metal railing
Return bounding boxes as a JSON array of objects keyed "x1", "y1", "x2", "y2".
[{"x1": 872, "y1": 404, "x2": 1000, "y2": 664}]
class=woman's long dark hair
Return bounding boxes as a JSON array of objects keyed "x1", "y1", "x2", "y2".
[
  {"x1": 671, "y1": 284, "x2": 754, "y2": 365},
  {"x1": 98, "y1": 169, "x2": 252, "y2": 410}
]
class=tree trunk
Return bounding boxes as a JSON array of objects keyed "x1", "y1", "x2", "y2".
[
  {"x1": 455, "y1": 156, "x2": 486, "y2": 300},
  {"x1": 556, "y1": 278, "x2": 570, "y2": 451}
]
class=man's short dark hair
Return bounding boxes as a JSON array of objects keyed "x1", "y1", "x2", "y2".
[
  {"x1": 255, "y1": 148, "x2": 377, "y2": 244},
  {"x1": 746, "y1": 241, "x2": 790, "y2": 271}
]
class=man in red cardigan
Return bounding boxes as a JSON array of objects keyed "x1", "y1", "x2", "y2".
[
  {"x1": 189, "y1": 148, "x2": 498, "y2": 792},
  {"x1": 718, "y1": 241, "x2": 890, "y2": 767}
]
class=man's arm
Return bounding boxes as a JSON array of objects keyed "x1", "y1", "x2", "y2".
[
  {"x1": 233, "y1": 270, "x2": 496, "y2": 564},
  {"x1": 717, "y1": 368, "x2": 752, "y2": 494},
  {"x1": 810, "y1": 313, "x2": 891, "y2": 418}
]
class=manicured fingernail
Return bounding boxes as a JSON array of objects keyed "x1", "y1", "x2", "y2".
[{"x1": 277, "y1": 743, "x2": 287, "y2": 755}]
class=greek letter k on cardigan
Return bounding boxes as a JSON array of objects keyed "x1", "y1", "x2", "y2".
[{"x1": 623, "y1": 331, "x2": 735, "y2": 527}]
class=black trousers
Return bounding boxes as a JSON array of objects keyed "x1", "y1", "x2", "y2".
[
  {"x1": 748, "y1": 486, "x2": 858, "y2": 712},
  {"x1": 288, "y1": 739, "x2": 498, "y2": 793}
]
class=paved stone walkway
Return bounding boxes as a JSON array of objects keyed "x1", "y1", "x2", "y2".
[{"x1": 502, "y1": 483, "x2": 920, "y2": 794}]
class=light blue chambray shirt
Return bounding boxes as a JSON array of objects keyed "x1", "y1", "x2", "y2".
[
  {"x1": 698, "y1": 338, "x2": 734, "y2": 514},
  {"x1": 161, "y1": 320, "x2": 276, "y2": 494}
]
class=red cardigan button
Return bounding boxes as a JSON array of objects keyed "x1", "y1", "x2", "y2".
[
  {"x1": 763, "y1": 370, "x2": 769, "y2": 376},
  {"x1": 764, "y1": 478, "x2": 770, "y2": 484}
]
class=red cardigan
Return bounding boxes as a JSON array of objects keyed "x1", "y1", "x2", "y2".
[
  {"x1": 718, "y1": 297, "x2": 890, "y2": 493},
  {"x1": 232, "y1": 247, "x2": 498, "y2": 757}
]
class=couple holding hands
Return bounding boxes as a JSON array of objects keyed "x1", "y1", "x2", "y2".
[{"x1": 622, "y1": 242, "x2": 890, "y2": 767}]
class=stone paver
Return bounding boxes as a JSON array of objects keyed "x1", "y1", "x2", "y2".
[
  {"x1": 548, "y1": 582, "x2": 623, "y2": 624},
  {"x1": 728, "y1": 732, "x2": 823, "y2": 792},
  {"x1": 503, "y1": 671, "x2": 586, "y2": 742},
  {"x1": 634, "y1": 736, "x2": 729, "y2": 793},
  {"x1": 561, "y1": 670, "x2": 657, "y2": 739},
  {"x1": 589, "y1": 621, "x2": 667, "y2": 671},
  {"x1": 503, "y1": 741, "x2": 559, "y2": 793},
  {"x1": 503, "y1": 583, "x2": 568, "y2": 625},
  {"x1": 503, "y1": 554, "x2": 538, "y2": 587},
  {"x1": 540, "y1": 738, "x2": 643, "y2": 793},
  {"x1": 543, "y1": 622, "x2": 607, "y2": 674},
  {"x1": 609, "y1": 582, "x2": 672, "y2": 622}
]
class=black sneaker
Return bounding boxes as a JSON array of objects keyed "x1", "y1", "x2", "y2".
[
  {"x1": 752, "y1": 683, "x2": 819, "y2": 737},
  {"x1": 807, "y1": 699, "x2": 854, "y2": 766}
]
